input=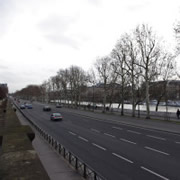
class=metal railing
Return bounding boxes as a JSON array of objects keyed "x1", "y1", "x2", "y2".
[{"x1": 13, "y1": 102, "x2": 106, "y2": 180}]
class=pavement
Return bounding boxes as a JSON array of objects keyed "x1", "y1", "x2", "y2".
[{"x1": 16, "y1": 110, "x2": 82, "y2": 180}]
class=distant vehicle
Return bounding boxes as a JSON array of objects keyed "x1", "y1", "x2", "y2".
[
  {"x1": 20, "y1": 104, "x2": 26, "y2": 109},
  {"x1": 50, "y1": 113, "x2": 63, "y2": 121},
  {"x1": 56, "y1": 103, "x2": 62, "y2": 108},
  {"x1": 43, "y1": 106, "x2": 51, "y2": 111},
  {"x1": 26, "y1": 104, "x2": 33, "y2": 109}
]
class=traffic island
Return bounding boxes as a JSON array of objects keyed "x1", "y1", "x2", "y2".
[{"x1": 0, "y1": 100, "x2": 50, "y2": 180}]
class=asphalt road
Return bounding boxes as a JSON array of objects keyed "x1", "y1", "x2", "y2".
[{"x1": 17, "y1": 101, "x2": 180, "y2": 180}]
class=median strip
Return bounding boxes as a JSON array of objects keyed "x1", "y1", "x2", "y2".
[
  {"x1": 92, "y1": 143, "x2": 106, "y2": 151},
  {"x1": 145, "y1": 146, "x2": 169, "y2": 156},
  {"x1": 141, "y1": 166, "x2": 169, "y2": 180},
  {"x1": 112, "y1": 153, "x2": 134, "y2": 164}
]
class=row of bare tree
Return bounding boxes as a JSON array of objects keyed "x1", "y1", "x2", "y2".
[{"x1": 14, "y1": 24, "x2": 179, "y2": 119}]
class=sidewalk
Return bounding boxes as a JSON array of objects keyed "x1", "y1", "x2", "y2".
[
  {"x1": 60, "y1": 107, "x2": 180, "y2": 134},
  {"x1": 16, "y1": 110, "x2": 82, "y2": 180}
]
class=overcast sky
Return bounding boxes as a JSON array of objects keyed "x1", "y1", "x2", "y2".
[{"x1": 0, "y1": 0, "x2": 180, "y2": 93}]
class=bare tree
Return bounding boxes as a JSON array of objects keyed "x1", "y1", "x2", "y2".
[
  {"x1": 153, "y1": 53, "x2": 176, "y2": 111},
  {"x1": 68, "y1": 66, "x2": 88, "y2": 107},
  {"x1": 111, "y1": 41, "x2": 129, "y2": 116},
  {"x1": 94, "y1": 56, "x2": 112, "y2": 112},
  {"x1": 120, "y1": 33, "x2": 140, "y2": 117},
  {"x1": 134, "y1": 24, "x2": 162, "y2": 119}
]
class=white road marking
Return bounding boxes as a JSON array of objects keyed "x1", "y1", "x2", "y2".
[
  {"x1": 141, "y1": 166, "x2": 169, "y2": 180},
  {"x1": 91, "y1": 128, "x2": 100, "y2": 133},
  {"x1": 112, "y1": 126, "x2": 123, "y2": 130},
  {"x1": 112, "y1": 153, "x2": 134, "y2": 164},
  {"x1": 120, "y1": 138, "x2": 137, "y2": 145},
  {"x1": 175, "y1": 141, "x2": 180, "y2": 144},
  {"x1": 78, "y1": 136, "x2": 88, "y2": 142},
  {"x1": 127, "y1": 130, "x2": 141, "y2": 135},
  {"x1": 146, "y1": 135, "x2": 166, "y2": 141},
  {"x1": 104, "y1": 133, "x2": 115, "y2": 138},
  {"x1": 92, "y1": 143, "x2": 106, "y2": 151},
  {"x1": 145, "y1": 146, "x2": 169, "y2": 156},
  {"x1": 69, "y1": 131, "x2": 76, "y2": 136}
]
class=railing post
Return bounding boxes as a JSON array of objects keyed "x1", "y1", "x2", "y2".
[
  {"x1": 83, "y1": 163, "x2": 87, "y2": 178},
  {"x1": 69, "y1": 152, "x2": 71, "y2": 163},
  {"x1": 63, "y1": 147, "x2": 66, "y2": 158},
  {"x1": 75, "y1": 157, "x2": 78, "y2": 170}
]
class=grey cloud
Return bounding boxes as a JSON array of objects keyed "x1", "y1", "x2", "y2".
[
  {"x1": 127, "y1": 1, "x2": 150, "y2": 12},
  {"x1": 38, "y1": 15, "x2": 79, "y2": 49},
  {"x1": 45, "y1": 34, "x2": 79, "y2": 49},
  {"x1": 38, "y1": 15, "x2": 75, "y2": 34},
  {"x1": 0, "y1": 65, "x2": 8, "y2": 69},
  {"x1": 87, "y1": 0, "x2": 101, "y2": 6},
  {"x1": 0, "y1": 0, "x2": 14, "y2": 36}
]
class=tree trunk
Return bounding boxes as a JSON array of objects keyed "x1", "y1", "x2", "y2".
[{"x1": 145, "y1": 80, "x2": 150, "y2": 119}]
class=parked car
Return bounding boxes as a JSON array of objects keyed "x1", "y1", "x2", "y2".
[
  {"x1": 43, "y1": 106, "x2": 51, "y2": 111},
  {"x1": 56, "y1": 103, "x2": 62, "y2": 108},
  {"x1": 20, "y1": 104, "x2": 26, "y2": 109},
  {"x1": 26, "y1": 104, "x2": 33, "y2": 109},
  {"x1": 50, "y1": 113, "x2": 63, "y2": 121}
]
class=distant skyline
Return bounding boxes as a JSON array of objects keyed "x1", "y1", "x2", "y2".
[{"x1": 0, "y1": 0, "x2": 180, "y2": 92}]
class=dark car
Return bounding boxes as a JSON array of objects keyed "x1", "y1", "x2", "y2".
[
  {"x1": 20, "y1": 104, "x2": 26, "y2": 109},
  {"x1": 56, "y1": 103, "x2": 62, "y2": 108},
  {"x1": 26, "y1": 104, "x2": 33, "y2": 109},
  {"x1": 43, "y1": 106, "x2": 51, "y2": 111},
  {"x1": 50, "y1": 113, "x2": 63, "y2": 121}
]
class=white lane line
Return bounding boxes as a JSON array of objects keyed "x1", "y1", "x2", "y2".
[
  {"x1": 175, "y1": 141, "x2": 180, "y2": 144},
  {"x1": 120, "y1": 138, "x2": 137, "y2": 145},
  {"x1": 91, "y1": 128, "x2": 100, "y2": 133},
  {"x1": 104, "y1": 133, "x2": 115, "y2": 138},
  {"x1": 127, "y1": 130, "x2": 141, "y2": 135},
  {"x1": 145, "y1": 146, "x2": 169, "y2": 156},
  {"x1": 141, "y1": 166, "x2": 169, "y2": 180},
  {"x1": 69, "y1": 131, "x2": 76, "y2": 136},
  {"x1": 112, "y1": 153, "x2": 134, "y2": 164},
  {"x1": 146, "y1": 135, "x2": 166, "y2": 141},
  {"x1": 112, "y1": 126, "x2": 123, "y2": 130},
  {"x1": 92, "y1": 143, "x2": 106, "y2": 151},
  {"x1": 78, "y1": 136, "x2": 89, "y2": 142}
]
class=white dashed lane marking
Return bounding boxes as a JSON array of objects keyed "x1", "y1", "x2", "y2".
[
  {"x1": 92, "y1": 143, "x2": 106, "y2": 151},
  {"x1": 91, "y1": 128, "x2": 100, "y2": 133},
  {"x1": 141, "y1": 166, "x2": 169, "y2": 180},
  {"x1": 127, "y1": 130, "x2": 141, "y2": 135},
  {"x1": 69, "y1": 131, "x2": 76, "y2": 136},
  {"x1": 120, "y1": 138, "x2": 137, "y2": 145},
  {"x1": 146, "y1": 135, "x2": 166, "y2": 141},
  {"x1": 145, "y1": 146, "x2": 169, "y2": 156},
  {"x1": 112, "y1": 126, "x2": 123, "y2": 130},
  {"x1": 104, "y1": 133, "x2": 115, "y2": 138},
  {"x1": 112, "y1": 153, "x2": 134, "y2": 164},
  {"x1": 78, "y1": 136, "x2": 89, "y2": 142}
]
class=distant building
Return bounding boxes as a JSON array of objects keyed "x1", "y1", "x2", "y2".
[
  {"x1": 0, "y1": 83, "x2": 8, "y2": 99},
  {"x1": 150, "y1": 80, "x2": 180, "y2": 100}
]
